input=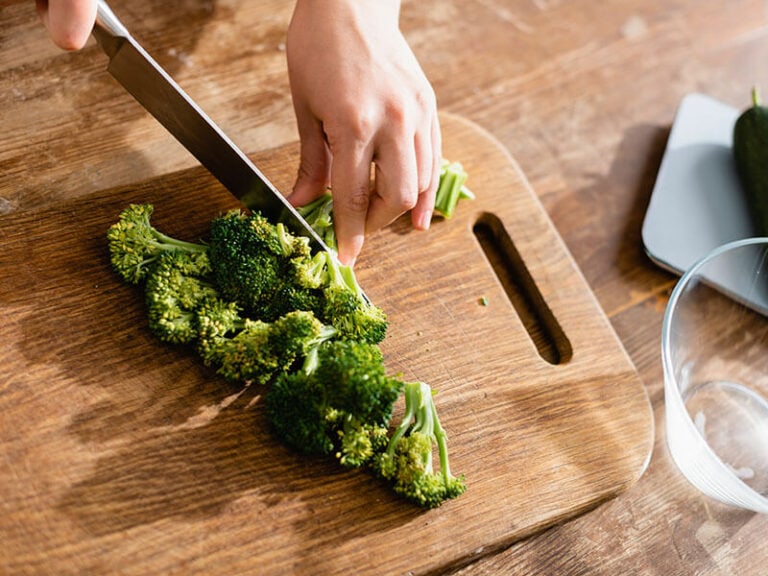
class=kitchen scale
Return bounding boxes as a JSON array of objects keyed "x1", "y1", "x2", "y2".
[{"x1": 642, "y1": 92, "x2": 757, "y2": 274}]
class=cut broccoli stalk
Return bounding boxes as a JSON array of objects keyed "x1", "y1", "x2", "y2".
[
  {"x1": 434, "y1": 160, "x2": 474, "y2": 219},
  {"x1": 374, "y1": 381, "x2": 466, "y2": 508}
]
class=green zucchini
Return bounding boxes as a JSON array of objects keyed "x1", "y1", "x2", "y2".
[{"x1": 733, "y1": 87, "x2": 768, "y2": 236}]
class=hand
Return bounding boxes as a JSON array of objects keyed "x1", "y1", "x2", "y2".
[
  {"x1": 285, "y1": 0, "x2": 441, "y2": 265},
  {"x1": 36, "y1": 0, "x2": 97, "y2": 50}
]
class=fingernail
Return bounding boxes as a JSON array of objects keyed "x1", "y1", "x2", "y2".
[{"x1": 417, "y1": 209, "x2": 432, "y2": 231}]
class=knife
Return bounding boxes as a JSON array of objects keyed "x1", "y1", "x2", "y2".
[{"x1": 92, "y1": 0, "x2": 330, "y2": 253}]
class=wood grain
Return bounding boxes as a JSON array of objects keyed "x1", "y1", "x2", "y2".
[
  {"x1": 4, "y1": 0, "x2": 768, "y2": 574},
  {"x1": 0, "y1": 114, "x2": 651, "y2": 575}
]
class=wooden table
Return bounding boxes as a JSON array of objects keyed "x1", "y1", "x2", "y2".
[{"x1": 2, "y1": 0, "x2": 767, "y2": 573}]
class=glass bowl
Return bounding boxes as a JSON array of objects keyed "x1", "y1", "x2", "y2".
[{"x1": 663, "y1": 237, "x2": 768, "y2": 513}]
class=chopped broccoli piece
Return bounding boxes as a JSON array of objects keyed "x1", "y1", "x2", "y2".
[
  {"x1": 314, "y1": 340, "x2": 402, "y2": 424},
  {"x1": 317, "y1": 251, "x2": 388, "y2": 344},
  {"x1": 107, "y1": 203, "x2": 208, "y2": 284},
  {"x1": 202, "y1": 310, "x2": 335, "y2": 385},
  {"x1": 207, "y1": 209, "x2": 287, "y2": 320},
  {"x1": 264, "y1": 369, "x2": 335, "y2": 456},
  {"x1": 434, "y1": 160, "x2": 473, "y2": 219},
  {"x1": 373, "y1": 381, "x2": 466, "y2": 508},
  {"x1": 334, "y1": 412, "x2": 390, "y2": 468},
  {"x1": 144, "y1": 250, "x2": 218, "y2": 344},
  {"x1": 265, "y1": 339, "x2": 403, "y2": 467}
]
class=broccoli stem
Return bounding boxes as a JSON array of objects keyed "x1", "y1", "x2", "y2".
[
  {"x1": 384, "y1": 381, "x2": 421, "y2": 458},
  {"x1": 149, "y1": 230, "x2": 207, "y2": 253},
  {"x1": 299, "y1": 324, "x2": 338, "y2": 375}
]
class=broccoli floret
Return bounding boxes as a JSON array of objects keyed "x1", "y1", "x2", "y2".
[
  {"x1": 208, "y1": 210, "x2": 320, "y2": 322},
  {"x1": 317, "y1": 251, "x2": 388, "y2": 344},
  {"x1": 333, "y1": 412, "x2": 390, "y2": 468},
  {"x1": 107, "y1": 203, "x2": 208, "y2": 284},
  {"x1": 265, "y1": 339, "x2": 403, "y2": 467},
  {"x1": 195, "y1": 296, "x2": 244, "y2": 365},
  {"x1": 202, "y1": 310, "x2": 335, "y2": 385},
  {"x1": 265, "y1": 369, "x2": 335, "y2": 456},
  {"x1": 207, "y1": 207, "x2": 386, "y2": 341},
  {"x1": 373, "y1": 381, "x2": 466, "y2": 508},
  {"x1": 314, "y1": 340, "x2": 402, "y2": 424},
  {"x1": 297, "y1": 191, "x2": 336, "y2": 250},
  {"x1": 207, "y1": 210, "x2": 283, "y2": 318},
  {"x1": 144, "y1": 250, "x2": 218, "y2": 344}
]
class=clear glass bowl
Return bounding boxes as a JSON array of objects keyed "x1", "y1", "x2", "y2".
[{"x1": 663, "y1": 237, "x2": 768, "y2": 513}]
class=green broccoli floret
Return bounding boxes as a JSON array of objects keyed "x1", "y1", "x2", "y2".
[
  {"x1": 297, "y1": 191, "x2": 336, "y2": 250},
  {"x1": 194, "y1": 296, "x2": 243, "y2": 365},
  {"x1": 207, "y1": 210, "x2": 321, "y2": 322},
  {"x1": 314, "y1": 340, "x2": 401, "y2": 424},
  {"x1": 373, "y1": 381, "x2": 466, "y2": 508},
  {"x1": 265, "y1": 339, "x2": 403, "y2": 466},
  {"x1": 142, "y1": 250, "x2": 219, "y2": 345},
  {"x1": 264, "y1": 369, "x2": 335, "y2": 456},
  {"x1": 317, "y1": 251, "x2": 388, "y2": 344},
  {"x1": 332, "y1": 411, "x2": 390, "y2": 468},
  {"x1": 201, "y1": 310, "x2": 335, "y2": 385},
  {"x1": 207, "y1": 208, "x2": 387, "y2": 342},
  {"x1": 107, "y1": 203, "x2": 208, "y2": 284}
]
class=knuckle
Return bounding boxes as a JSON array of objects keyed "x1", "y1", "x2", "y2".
[
  {"x1": 345, "y1": 186, "x2": 372, "y2": 214},
  {"x1": 391, "y1": 187, "x2": 419, "y2": 212}
]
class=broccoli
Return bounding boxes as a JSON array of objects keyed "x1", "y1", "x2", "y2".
[
  {"x1": 434, "y1": 160, "x2": 475, "y2": 219},
  {"x1": 107, "y1": 202, "x2": 467, "y2": 509},
  {"x1": 317, "y1": 251, "x2": 388, "y2": 345},
  {"x1": 373, "y1": 381, "x2": 466, "y2": 508},
  {"x1": 207, "y1": 209, "x2": 297, "y2": 321},
  {"x1": 204, "y1": 310, "x2": 335, "y2": 385},
  {"x1": 107, "y1": 203, "x2": 208, "y2": 284},
  {"x1": 265, "y1": 339, "x2": 403, "y2": 466},
  {"x1": 208, "y1": 208, "x2": 387, "y2": 343},
  {"x1": 144, "y1": 250, "x2": 218, "y2": 344}
]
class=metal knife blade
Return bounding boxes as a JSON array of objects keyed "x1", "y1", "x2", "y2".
[{"x1": 92, "y1": 0, "x2": 329, "y2": 253}]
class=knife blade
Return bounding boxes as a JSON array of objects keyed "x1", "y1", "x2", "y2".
[{"x1": 92, "y1": 0, "x2": 329, "y2": 253}]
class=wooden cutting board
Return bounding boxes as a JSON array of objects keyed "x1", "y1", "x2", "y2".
[{"x1": 0, "y1": 113, "x2": 653, "y2": 576}]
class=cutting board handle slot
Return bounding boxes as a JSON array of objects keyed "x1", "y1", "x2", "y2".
[{"x1": 473, "y1": 212, "x2": 573, "y2": 365}]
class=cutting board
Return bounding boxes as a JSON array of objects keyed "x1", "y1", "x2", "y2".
[{"x1": 0, "y1": 113, "x2": 653, "y2": 576}]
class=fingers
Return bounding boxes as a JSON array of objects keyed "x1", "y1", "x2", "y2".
[
  {"x1": 410, "y1": 113, "x2": 442, "y2": 231},
  {"x1": 332, "y1": 110, "x2": 440, "y2": 266},
  {"x1": 367, "y1": 129, "x2": 419, "y2": 234},
  {"x1": 329, "y1": 139, "x2": 374, "y2": 266},
  {"x1": 287, "y1": 110, "x2": 332, "y2": 208},
  {"x1": 37, "y1": 0, "x2": 97, "y2": 51}
]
